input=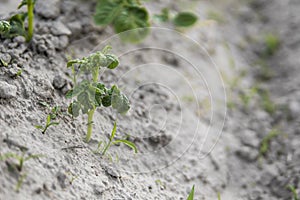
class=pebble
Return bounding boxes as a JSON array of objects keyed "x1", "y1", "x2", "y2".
[
  {"x1": 35, "y1": 0, "x2": 60, "y2": 19},
  {"x1": 51, "y1": 21, "x2": 72, "y2": 36},
  {"x1": 235, "y1": 146, "x2": 258, "y2": 162},
  {"x1": 240, "y1": 129, "x2": 260, "y2": 148},
  {"x1": 13, "y1": 36, "x2": 26, "y2": 44},
  {"x1": 0, "y1": 81, "x2": 17, "y2": 99},
  {"x1": 52, "y1": 75, "x2": 66, "y2": 89},
  {"x1": 289, "y1": 100, "x2": 300, "y2": 120}
]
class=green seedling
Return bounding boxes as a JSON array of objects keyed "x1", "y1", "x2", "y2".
[
  {"x1": 259, "y1": 129, "x2": 281, "y2": 157},
  {"x1": 0, "y1": 152, "x2": 42, "y2": 192},
  {"x1": 66, "y1": 46, "x2": 130, "y2": 143},
  {"x1": 94, "y1": 122, "x2": 137, "y2": 156},
  {"x1": 154, "y1": 8, "x2": 198, "y2": 28},
  {"x1": 239, "y1": 86, "x2": 258, "y2": 108},
  {"x1": 218, "y1": 192, "x2": 221, "y2": 200},
  {"x1": 0, "y1": 0, "x2": 35, "y2": 41},
  {"x1": 187, "y1": 185, "x2": 195, "y2": 200},
  {"x1": 288, "y1": 185, "x2": 299, "y2": 200},
  {"x1": 264, "y1": 33, "x2": 280, "y2": 56},
  {"x1": 94, "y1": 0, "x2": 150, "y2": 43},
  {"x1": 35, "y1": 104, "x2": 60, "y2": 134},
  {"x1": 258, "y1": 89, "x2": 276, "y2": 115}
]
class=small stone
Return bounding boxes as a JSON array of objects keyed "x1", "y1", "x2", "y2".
[
  {"x1": 289, "y1": 100, "x2": 300, "y2": 120},
  {"x1": 240, "y1": 129, "x2": 260, "y2": 148},
  {"x1": 67, "y1": 21, "x2": 82, "y2": 35},
  {"x1": 58, "y1": 35, "x2": 69, "y2": 49},
  {"x1": 13, "y1": 36, "x2": 26, "y2": 43},
  {"x1": 52, "y1": 75, "x2": 66, "y2": 89},
  {"x1": 51, "y1": 21, "x2": 72, "y2": 36},
  {"x1": 105, "y1": 167, "x2": 121, "y2": 178},
  {"x1": 56, "y1": 171, "x2": 67, "y2": 189},
  {"x1": 35, "y1": 0, "x2": 60, "y2": 19},
  {"x1": 0, "y1": 81, "x2": 17, "y2": 99},
  {"x1": 235, "y1": 146, "x2": 258, "y2": 162},
  {"x1": 162, "y1": 54, "x2": 179, "y2": 67}
]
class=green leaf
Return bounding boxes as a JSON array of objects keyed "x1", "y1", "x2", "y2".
[
  {"x1": 6, "y1": 13, "x2": 27, "y2": 38},
  {"x1": 49, "y1": 122, "x2": 60, "y2": 126},
  {"x1": 174, "y1": 12, "x2": 198, "y2": 27},
  {"x1": 109, "y1": 122, "x2": 117, "y2": 141},
  {"x1": 68, "y1": 101, "x2": 81, "y2": 117},
  {"x1": 187, "y1": 185, "x2": 195, "y2": 200},
  {"x1": 113, "y1": 139, "x2": 137, "y2": 153},
  {"x1": 18, "y1": 0, "x2": 28, "y2": 9},
  {"x1": 24, "y1": 154, "x2": 43, "y2": 161},
  {"x1": 94, "y1": 0, "x2": 124, "y2": 25},
  {"x1": 113, "y1": 6, "x2": 150, "y2": 43},
  {"x1": 0, "y1": 20, "x2": 11, "y2": 34},
  {"x1": 46, "y1": 115, "x2": 51, "y2": 124},
  {"x1": 105, "y1": 54, "x2": 119, "y2": 69},
  {"x1": 35, "y1": 125, "x2": 44, "y2": 130},
  {"x1": 111, "y1": 86, "x2": 130, "y2": 114}
]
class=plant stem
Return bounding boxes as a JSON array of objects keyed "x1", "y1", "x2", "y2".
[
  {"x1": 85, "y1": 67, "x2": 99, "y2": 143},
  {"x1": 86, "y1": 108, "x2": 95, "y2": 143},
  {"x1": 102, "y1": 141, "x2": 111, "y2": 156},
  {"x1": 26, "y1": 0, "x2": 34, "y2": 42}
]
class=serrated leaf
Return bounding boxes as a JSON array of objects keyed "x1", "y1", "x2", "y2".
[
  {"x1": 0, "y1": 20, "x2": 11, "y2": 34},
  {"x1": 113, "y1": 6, "x2": 150, "y2": 43},
  {"x1": 113, "y1": 139, "x2": 137, "y2": 153},
  {"x1": 187, "y1": 185, "x2": 195, "y2": 200},
  {"x1": 174, "y1": 12, "x2": 198, "y2": 27},
  {"x1": 94, "y1": 0, "x2": 124, "y2": 25},
  {"x1": 5, "y1": 13, "x2": 27, "y2": 38}
]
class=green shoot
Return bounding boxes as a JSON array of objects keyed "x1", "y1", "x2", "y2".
[
  {"x1": 0, "y1": 0, "x2": 35, "y2": 41},
  {"x1": 217, "y1": 192, "x2": 221, "y2": 200},
  {"x1": 258, "y1": 89, "x2": 276, "y2": 114},
  {"x1": 94, "y1": 0, "x2": 150, "y2": 43},
  {"x1": 187, "y1": 185, "x2": 195, "y2": 200},
  {"x1": 264, "y1": 33, "x2": 280, "y2": 56},
  {"x1": 153, "y1": 8, "x2": 170, "y2": 22},
  {"x1": 288, "y1": 185, "x2": 299, "y2": 200},
  {"x1": 66, "y1": 46, "x2": 130, "y2": 143},
  {"x1": 94, "y1": 121, "x2": 137, "y2": 156},
  {"x1": 259, "y1": 129, "x2": 281, "y2": 157},
  {"x1": 0, "y1": 152, "x2": 42, "y2": 192},
  {"x1": 35, "y1": 104, "x2": 60, "y2": 134}
]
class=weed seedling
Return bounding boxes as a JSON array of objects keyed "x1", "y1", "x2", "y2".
[
  {"x1": 94, "y1": 122, "x2": 137, "y2": 156},
  {"x1": 35, "y1": 103, "x2": 60, "y2": 134},
  {"x1": 259, "y1": 129, "x2": 281, "y2": 157},
  {"x1": 258, "y1": 89, "x2": 276, "y2": 115},
  {"x1": 0, "y1": 151, "x2": 43, "y2": 191},
  {"x1": 264, "y1": 33, "x2": 280, "y2": 57},
  {"x1": 0, "y1": 0, "x2": 35, "y2": 41},
  {"x1": 66, "y1": 46, "x2": 130, "y2": 143},
  {"x1": 288, "y1": 185, "x2": 299, "y2": 200},
  {"x1": 187, "y1": 185, "x2": 195, "y2": 200}
]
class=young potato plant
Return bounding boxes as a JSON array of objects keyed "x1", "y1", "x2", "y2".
[
  {"x1": 94, "y1": 0, "x2": 150, "y2": 43},
  {"x1": 0, "y1": 0, "x2": 35, "y2": 42},
  {"x1": 94, "y1": 122, "x2": 137, "y2": 158},
  {"x1": 66, "y1": 46, "x2": 130, "y2": 143},
  {"x1": 0, "y1": 152, "x2": 43, "y2": 191},
  {"x1": 35, "y1": 103, "x2": 60, "y2": 134}
]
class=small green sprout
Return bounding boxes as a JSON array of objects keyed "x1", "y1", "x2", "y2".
[
  {"x1": 258, "y1": 89, "x2": 276, "y2": 114},
  {"x1": 187, "y1": 185, "x2": 195, "y2": 200},
  {"x1": 259, "y1": 129, "x2": 281, "y2": 157},
  {"x1": 288, "y1": 185, "x2": 299, "y2": 200},
  {"x1": 153, "y1": 8, "x2": 170, "y2": 22},
  {"x1": 0, "y1": 0, "x2": 35, "y2": 41},
  {"x1": 94, "y1": 122, "x2": 137, "y2": 156},
  {"x1": 0, "y1": 151, "x2": 43, "y2": 192},
  {"x1": 35, "y1": 104, "x2": 60, "y2": 134},
  {"x1": 264, "y1": 33, "x2": 280, "y2": 56},
  {"x1": 66, "y1": 46, "x2": 130, "y2": 143}
]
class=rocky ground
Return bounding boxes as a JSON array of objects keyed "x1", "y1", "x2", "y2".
[{"x1": 0, "y1": 0, "x2": 299, "y2": 199}]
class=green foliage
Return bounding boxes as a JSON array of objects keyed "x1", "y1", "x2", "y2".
[
  {"x1": 287, "y1": 185, "x2": 299, "y2": 200},
  {"x1": 259, "y1": 129, "x2": 280, "y2": 156},
  {"x1": 173, "y1": 12, "x2": 198, "y2": 27},
  {"x1": 94, "y1": 122, "x2": 137, "y2": 156},
  {"x1": 187, "y1": 185, "x2": 195, "y2": 200},
  {"x1": 153, "y1": 8, "x2": 170, "y2": 22},
  {"x1": 94, "y1": 0, "x2": 150, "y2": 43},
  {"x1": 264, "y1": 33, "x2": 280, "y2": 56},
  {"x1": 35, "y1": 104, "x2": 60, "y2": 134},
  {"x1": 0, "y1": 0, "x2": 35, "y2": 41},
  {"x1": 258, "y1": 89, "x2": 276, "y2": 114},
  {"x1": 66, "y1": 46, "x2": 130, "y2": 142}
]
